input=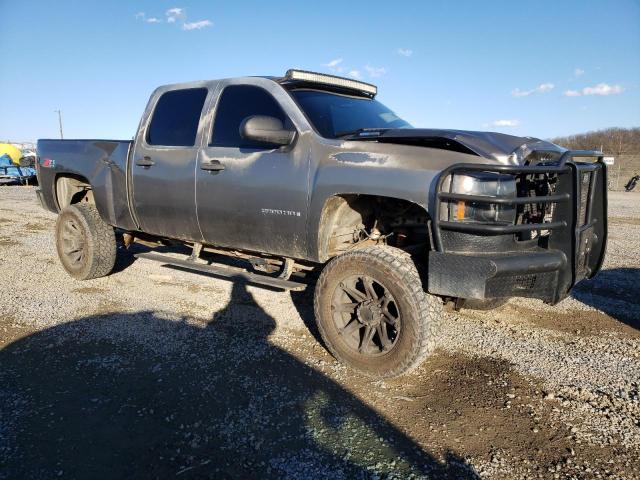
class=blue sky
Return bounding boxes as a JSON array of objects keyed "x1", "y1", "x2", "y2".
[{"x1": 1, "y1": 0, "x2": 639, "y2": 142}]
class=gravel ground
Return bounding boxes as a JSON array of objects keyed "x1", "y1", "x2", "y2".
[{"x1": 0, "y1": 187, "x2": 638, "y2": 479}]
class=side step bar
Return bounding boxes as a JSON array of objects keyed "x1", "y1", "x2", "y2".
[{"x1": 135, "y1": 252, "x2": 307, "y2": 291}]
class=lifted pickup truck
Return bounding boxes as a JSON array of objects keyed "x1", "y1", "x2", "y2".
[{"x1": 36, "y1": 70, "x2": 607, "y2": 377}]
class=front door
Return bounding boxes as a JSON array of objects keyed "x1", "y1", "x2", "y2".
[
  {"x1": 196, "y1": 82, "x2": 310, "y2": 258},
  {"x1": 131, "y1": 87, "x2": 209, "y2": 241}
]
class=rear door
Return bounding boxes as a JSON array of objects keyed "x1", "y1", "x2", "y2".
[
  {"x1": 131, "y1": 86, "x2": 209, "y2": 240},
  {"x1": 196, "y1": 79, "x2": 310, "y2": 258}
]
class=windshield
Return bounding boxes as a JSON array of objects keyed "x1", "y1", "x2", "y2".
[{"x1": 289, "y1": 89, "x2": 411, "y2": 139}]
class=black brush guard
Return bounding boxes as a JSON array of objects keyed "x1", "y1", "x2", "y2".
[{"x1": 428, "y1": 150, "x2": 608, "y2": 304}]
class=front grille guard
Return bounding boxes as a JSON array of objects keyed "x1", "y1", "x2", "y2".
[{"x1": 432, "y1": 149, "x2": 608, "y2": 288}]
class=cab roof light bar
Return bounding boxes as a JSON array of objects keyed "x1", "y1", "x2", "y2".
[{"x1": 285, "y1": 69, "x2": 377, "y2": 97}]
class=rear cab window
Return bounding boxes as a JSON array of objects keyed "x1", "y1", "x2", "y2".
[{"x1": 147, "y1": 88, "x2": 208, "y2": 147}]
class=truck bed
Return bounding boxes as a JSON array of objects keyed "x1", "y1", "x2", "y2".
[{"x1": 36, "y1": 139, "x2": 137, "y2": 230}]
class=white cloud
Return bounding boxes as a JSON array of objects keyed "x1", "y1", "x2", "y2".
[
  {"x1": 364, "y1": 65, "x2": 387, "y2": 78},
  {"x1": 322, "y1": 58, "x2": 345, "y2": 73},
  {"x1": 166, "y1": 8, "x2": 184, "y2": 23},
  {"x1": 583, "y1": 83, "x2": 623, "y2": 96},
  {"x1": 574, "y1": 68, "x2": 585, "y2": 77},
  {"x1": 511, "y1": 83, "x2": 554, "y2": 97},
  {"x1": 486, "y1": 119, "x2": 520, "y2": 128},
  {"x1": 136, "y1": 7, "x2": 212, "y2": 31},
  {"x1": 564, "y1": 83, "x2": 624, "y2": 97},
  {"x1": 397, "y1": 48, "x2": 413, "y2": 57},
  {"x1": 348, "y1": 70, "x2": 361, "y2": 79},
  {"x1": 182, "y1": 20, "x2": 213, "y2": 30},
  {"x1": 537, "y1": 83, "x2": 554, "y2": 93},
  {"x1": 324, "y1": 58, "x2": 343, "y2": 67}
]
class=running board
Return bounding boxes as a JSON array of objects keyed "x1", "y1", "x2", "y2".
[{"x1": 135, "y1": 252, "x2": 307, "y2": 291}]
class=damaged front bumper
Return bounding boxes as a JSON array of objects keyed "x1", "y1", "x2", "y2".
[
  {"x1": 428, "y1": 250, "x2": 567, "y2": 303},
  {"x1": 427, "y1": 151, "x2": 607, "y2": 305}
]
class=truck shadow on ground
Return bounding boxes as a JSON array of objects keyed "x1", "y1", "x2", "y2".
[
  {"x1": 0, "y1": 281, "x2": 477, "y2": 479},
  {"x1": 570, "y1": 267, "x2": 640, "y2": 330}
]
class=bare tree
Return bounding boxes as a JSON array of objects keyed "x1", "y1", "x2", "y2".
[{"x1": 550, "y1": 127, "x2": 640, "y2": 155}]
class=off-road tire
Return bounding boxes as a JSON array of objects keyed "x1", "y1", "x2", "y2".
[
  {"x1": 55, "y1": 203, "x2": 116, "y2": 280},
  {"x1": 462, "y1": 298, "x2": 508, "y2": 311},
  {"x1": 314, "y1": 246, "x2": 442, "y2": 378}
]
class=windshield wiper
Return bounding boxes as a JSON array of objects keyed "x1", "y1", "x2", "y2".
[{"x1": 335, "y1": 128, "x2": 388, "y2": 139}]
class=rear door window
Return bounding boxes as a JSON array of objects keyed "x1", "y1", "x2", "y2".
[{"x1": 147, "y1": 88, "x2": 208, "y2": 147}]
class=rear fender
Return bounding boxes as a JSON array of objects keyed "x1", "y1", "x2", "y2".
[{"x1": 37, "y1": 139, "x2": 136, "y2": 230}]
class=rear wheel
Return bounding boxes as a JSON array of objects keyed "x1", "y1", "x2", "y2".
[
  {"x1": 55, "y1": 203, "x2": 116, "y2": 280},
  {"x1": 314, "y1": 246, "x2": 442, "y2": 378}
]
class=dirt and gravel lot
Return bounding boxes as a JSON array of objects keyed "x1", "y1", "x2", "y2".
[{"x1": 1, "y1": 186, "x2": 638, "y2": 479}]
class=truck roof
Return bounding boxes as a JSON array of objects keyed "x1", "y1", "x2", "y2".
[{"x1": 156, "y1": 70, "x2": 378, "y2": 99}]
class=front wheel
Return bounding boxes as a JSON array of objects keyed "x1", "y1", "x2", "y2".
[
  {"x1": 55, "y1": 203, "x2": 117, "y2": 280},
  {"x1": 314, "y1": 246, "x2": 442, "y2": 378}
]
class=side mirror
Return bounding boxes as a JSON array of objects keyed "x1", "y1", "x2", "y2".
[{"x1": 239, "y1": 115, "x2": 295, "y2": 146}]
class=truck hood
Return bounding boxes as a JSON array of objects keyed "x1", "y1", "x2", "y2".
[{"x1": 358, "y1": 128, "x2": 566, "y2": 164}]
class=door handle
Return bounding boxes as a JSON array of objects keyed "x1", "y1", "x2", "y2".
[
  {"x1": 200, "y1": 160, "x2": 225, "y2": 172},
  {"x1": 135, "y1": 156, "x2": 155, "y2": 167}
]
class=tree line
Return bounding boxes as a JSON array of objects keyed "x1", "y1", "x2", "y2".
[{"x1": 550, "y1": 127, "x2": 640, "y2": 155}]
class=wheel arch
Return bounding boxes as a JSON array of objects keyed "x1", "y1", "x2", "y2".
[
  {"x1": 54, "y1": 173, "x2": 95, "y2": 210},
  {"x1": 315, "y1": 193, "x2": 432, "y2": 262}
]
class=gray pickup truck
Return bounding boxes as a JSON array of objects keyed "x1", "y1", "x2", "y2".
[{"x1": 36, "y1": 69, "x2": 607, "y2": 377}]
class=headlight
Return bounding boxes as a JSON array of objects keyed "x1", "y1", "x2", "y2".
[{"x1": 443, "y1": 172, "x2": 517, "y2": 224}]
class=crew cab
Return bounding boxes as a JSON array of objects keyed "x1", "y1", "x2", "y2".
[{"x1": 36, "y1": 70, "x2": 607, "y2": 377}]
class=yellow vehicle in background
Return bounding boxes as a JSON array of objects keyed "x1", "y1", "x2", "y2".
[{"x1": 0, "y1": 143, "x2": 22, "y2": 165}]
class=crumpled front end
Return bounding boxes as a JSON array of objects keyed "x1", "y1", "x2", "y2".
[
  {"x1": 376, "y1": 128, "x2": 566, "y2": 164},
  {"x1": 427, "y1": 150, "x2": 607, "y2": 304}
]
